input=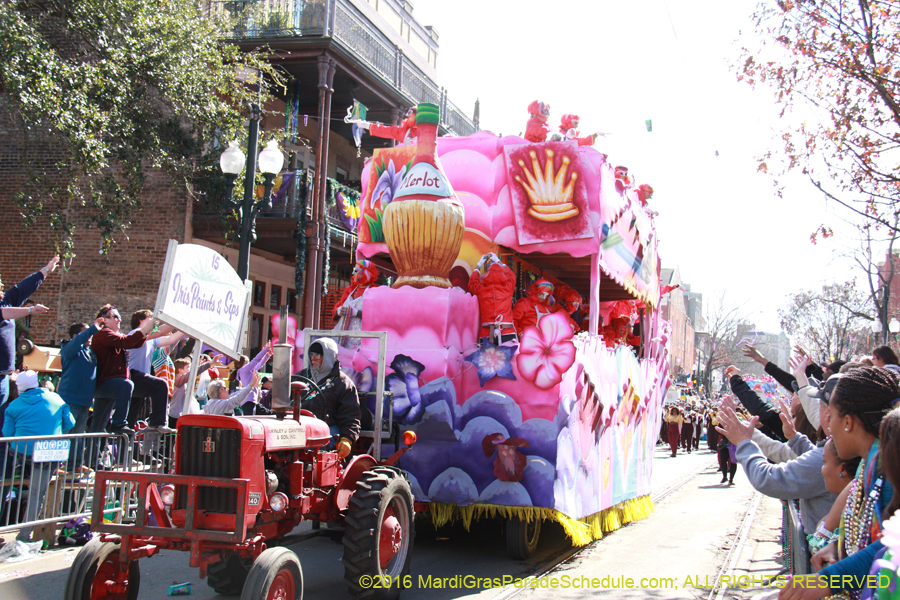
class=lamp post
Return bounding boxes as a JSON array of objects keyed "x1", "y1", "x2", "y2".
[
  {"x1": 219, "y1": 104, "x2": 285, "y2": 281},
  {"x1": 890, "y1": 318, "x2": 900, "y2": 344},
  {"x1": 873, "y1": 319, "x2": 884, "y2": 348}
]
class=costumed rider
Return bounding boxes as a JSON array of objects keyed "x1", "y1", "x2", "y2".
[
  {"x1": 352, "y1": 106, "x2": 418, "y2": 145},
  {"x1": 524, "y1": 100, "x2": 552, "y2": 143},
  {"x1": 333, "y1": 259, "x2": 379, "y2": 349},
  {"x1": 558, "y1": 114, "x2": 601, "y2": 146},
  {"x1": 600, "y1": 300, "x2": 640, "y2": 349},
  {"x1": 512, "y1": 279, "x2": 555, "y2": 336},
  {"x1": 469, "y1": 252, "x2": 517, "y2": 344},
  {"x1": 552, "y1": 285, "x2": 583, "y2": 334},
  {"x1": 296, "y1": 338, "x2": 360, "y2": 458}
]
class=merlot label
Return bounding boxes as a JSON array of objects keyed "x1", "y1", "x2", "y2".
[{"x1": 395, "y1": 163, "x2": 452, "y2": 199}]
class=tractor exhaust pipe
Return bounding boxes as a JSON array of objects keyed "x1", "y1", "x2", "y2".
[{"x1": 272, "y1": 305, "x2": 293, "y2": 419}]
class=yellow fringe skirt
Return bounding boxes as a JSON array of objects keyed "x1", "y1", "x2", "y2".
[{"x1": 427, "y1": 495, "x2": 655, "y2": 547}]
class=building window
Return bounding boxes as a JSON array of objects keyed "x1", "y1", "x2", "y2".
[
  {"x1": 270, "y1": 285, "x2": 282, "y2": 310},
  {"x1": 251, "y1": 314, "x2": 263, "y2": 357},
  {"x1": 287, "y1": 288, "x2": 298, "y2": 314},
  {"x1": 253, "y1": 280, "x2": 266, "y2": 307}
]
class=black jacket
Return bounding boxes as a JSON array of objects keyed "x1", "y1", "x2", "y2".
[
  {"x1": 764, "y1": 361, "x2": 826, "y2": 393},
  {"x1": 298, "y1": 362, "x2": 361, "y2": 442},
  {"x1": 729, "y1": 374, "x2": 787, "y2": 442}
]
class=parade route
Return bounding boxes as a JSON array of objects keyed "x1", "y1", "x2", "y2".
[{"x1": 0, "y1": 445, "x2": 784, "y2": 600}]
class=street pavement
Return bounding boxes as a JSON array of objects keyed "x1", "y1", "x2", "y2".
[{"x1": 0, "y1": 443, "x2": 786, "y2": 600}]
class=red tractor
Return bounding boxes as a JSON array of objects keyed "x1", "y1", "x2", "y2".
[{"x1": 64, "y1": 397, "x2": 416, "y2": 600}]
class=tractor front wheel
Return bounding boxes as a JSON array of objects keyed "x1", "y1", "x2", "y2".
[
  {"x1": 506, "y1": 517, "x2": 541, "y2": 560},
  {"x1": 240, "y1": 547, "x2": 303, "y2": 600},
  {"x1": 342, "y1": 467, "x2": 415, "y2": 600},
  {"x1": 64, "y1": 538, "x2": 141, "y2": 600}
]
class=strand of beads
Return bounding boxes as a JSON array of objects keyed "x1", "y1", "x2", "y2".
[{"x1": 845, "y1": 475, "x2": 883, "y2": 557}]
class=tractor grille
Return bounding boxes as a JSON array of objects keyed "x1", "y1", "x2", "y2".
[{"x1": 176, "y1": 426, "x2": 241, "y2": 513}]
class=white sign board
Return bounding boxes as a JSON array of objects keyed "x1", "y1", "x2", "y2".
[
  {"x1": 154, "y1": 241, "x2": 251, "y2": 360},
  {"x1": 33, "y1": 439, "x2": 70, "y2": 462}
]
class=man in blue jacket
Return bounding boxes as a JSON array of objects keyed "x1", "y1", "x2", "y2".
[
  {"x1": 2, "y1": 370, "x2": 75, "y2": 541},
  {"x1": 58, "y1": 318, "x2": 104, "y2": 470}
]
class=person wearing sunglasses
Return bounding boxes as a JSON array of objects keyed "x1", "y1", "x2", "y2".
[{"x1": 90, "y1": 304, "x2": 156, "y2": 435}]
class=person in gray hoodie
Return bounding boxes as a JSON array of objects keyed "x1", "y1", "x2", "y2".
[
  {"x1": 296, "y1": 338, "x2": 360, "y2": 459},
  {"x1": 716, "y1": 399, "x2": 835, "y2": 536}
]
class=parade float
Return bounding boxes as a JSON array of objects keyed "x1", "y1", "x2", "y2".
[{"x1": 330, "y1": 102, "x2": 671, "y2": 557}]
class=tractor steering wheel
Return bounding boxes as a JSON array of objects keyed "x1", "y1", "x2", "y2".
[{"x1": 292, "y1": 375, "x2": 323, "y2": 406}]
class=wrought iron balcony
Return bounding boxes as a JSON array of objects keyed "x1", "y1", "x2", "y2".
[{"x1": 205, "y1": 0, "x2": 476, "y2": 136}]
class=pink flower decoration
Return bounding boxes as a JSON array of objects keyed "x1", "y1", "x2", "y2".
[{"x1": 516, "y1": 312, "x2": 576, "y2": 390}]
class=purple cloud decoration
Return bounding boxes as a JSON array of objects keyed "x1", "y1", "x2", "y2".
[{"x1": 388, "y1": 378, "x2": 558, "y2": 509}]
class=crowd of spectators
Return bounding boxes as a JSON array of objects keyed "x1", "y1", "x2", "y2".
[{"x1": 710, "y1": 343, "x2": 900, "y2": 600}]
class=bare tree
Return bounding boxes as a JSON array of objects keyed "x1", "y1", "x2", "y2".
[
  {"x1": 698, "y1": 293, "x2": 751, "y2": 393},
  {"x1": 779, "y1": 280, "x2": 873, "y2": 361}
]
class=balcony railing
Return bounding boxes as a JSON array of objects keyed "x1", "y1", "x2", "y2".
[{"x1": 206, "y1": 0, "x2": 476, "y2": 136}]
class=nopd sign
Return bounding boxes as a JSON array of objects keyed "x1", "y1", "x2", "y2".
[{"x1": 154, "y1": 241, "x2": 251, "y2": 359}]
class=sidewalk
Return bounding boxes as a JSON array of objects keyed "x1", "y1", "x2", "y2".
[{"x1": 721, "y1": 491, "x2": 787, "y2": 600}]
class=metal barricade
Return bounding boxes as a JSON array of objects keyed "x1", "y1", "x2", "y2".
[
  {"x1": 0, "y1": 430, "x2": 177, "y2": 545},
  {"x1": 786, "y1": 499, "x2": 811, "y2": 575}
]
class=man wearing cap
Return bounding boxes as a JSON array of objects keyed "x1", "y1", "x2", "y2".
[
  {"x1": 296, "y1": 338, "x2": 360, "y2": 458},
  {"x1": 2, "y1": 370, "x2": 75, "y2": 541}
]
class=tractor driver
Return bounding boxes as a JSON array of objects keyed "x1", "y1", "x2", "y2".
[{"x1": 296, "y1": 338, "x2": 360, "y2": 459}]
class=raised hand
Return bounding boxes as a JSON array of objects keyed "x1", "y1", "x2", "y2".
[
  {"x1": 715, "y1": 405, "x2": 757, "y2": 445},
  {"x1": 44, "y1": 255, "x2": 60, "y2": 273},
  {"x1": 777, "y1": 397, "x2": 796, "y2": 440},
  {"x1": 742, "y1": 344, "x2": 767, "y2": 365}
]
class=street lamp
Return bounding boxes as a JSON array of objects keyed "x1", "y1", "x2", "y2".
[
  {"x1": 890, "y1": 318, "x2": 900, "y2": 343},
  {"x1": 219, "y1": 104, "x2": 285, "y2": 281}
]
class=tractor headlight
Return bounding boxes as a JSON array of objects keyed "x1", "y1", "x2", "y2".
[
  {"x1": 160, "y1": 485, "x2": 175, "y2": 507},
  {"x1": 268, "y1": 492, "x2": 288, "y2": 513}
]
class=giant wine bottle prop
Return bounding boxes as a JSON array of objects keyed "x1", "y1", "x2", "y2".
[{"x1": 382, "y1": 103, "x2": 465, "y2": 289}]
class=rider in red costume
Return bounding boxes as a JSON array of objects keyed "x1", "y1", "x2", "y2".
[
  {"x1": 468, "y1": 253, "x2": 517, "y2": 343},
  {"x1": 600, "y1": 300, "x2": 640, "y2": 349},
  {"x1": 355, "y1": 107, "x2": 418, "y2": 144},
  {"x1": 558, "y1": 114, "x2": 598, "y2": 147},
  {"x1": 512, "y1": 279, "x2": 555, "y2": 335},
  {"x1": 333, "y1": 260, "x2": 379, "y2": 348},
  {"x1": 552, "y1": 285, "x2": 583, "y2": 334},
  {"x1": 524, "y1": 100, "x2": 551, "y2": 144}
]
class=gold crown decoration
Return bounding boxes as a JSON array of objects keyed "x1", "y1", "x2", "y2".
[{"x1": 515, "y1": 148, "x2": 579, "y2": 222}]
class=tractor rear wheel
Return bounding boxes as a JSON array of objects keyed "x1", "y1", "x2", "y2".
[
  {"x1": 207, "y1": 551, "x2": 253, "y2": 595},
  {"x1": 64, "y1": 537, "x2": 141, "y2": 600},
  {"x1": 240, "y1": 547, "x2": 302, "y2": 600},
  {"x1": 506, "y1": 517, "x2": 541, "y2": 560},
  {"x1": 342, "y1": 467, "x2": 415, "y2": 600}
]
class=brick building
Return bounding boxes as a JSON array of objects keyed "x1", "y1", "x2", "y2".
[
  {"x1": 877, "y1": 249, "x2": 900, "y2": 333},
  {"x1": 659, "y1": 266, "x2": 696, "y2": 383},
  {"x1": 0, "y1": 0, "x2": 476, "y2": 356}
]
